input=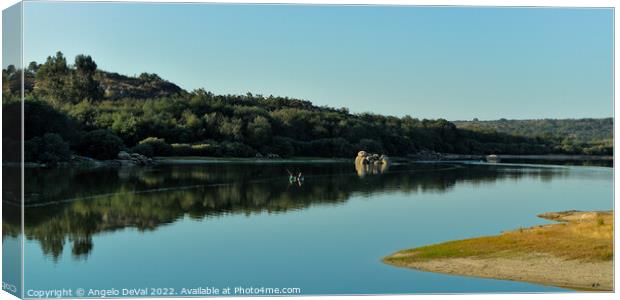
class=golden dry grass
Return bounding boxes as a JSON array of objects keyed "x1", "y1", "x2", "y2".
[{"x1": 384, "y1": 211, "x2": 613, "y2": 265}]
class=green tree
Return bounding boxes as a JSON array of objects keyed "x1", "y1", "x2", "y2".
[
  {"x1": 247, "y1": 116, "x2": 272, "y2": 146},
  {"x1": 70, "y1": 54, "x2": 103, "y2": 101},
  {"x1": 354, "y1": 139, "x2": 384, "y2": 154},
  {"x1": 24, "y1": 100, "x2": 80, "y2": 143},
  {"x1": 219, "y1": 117, "x2": 244, "y2": 141},
  {"x1": 27, "y1": 133, "x2": 72, "y2": 166},
  {"x1": 76, "y1": 129, "x2": 124, "y2": 160},
  {"x1": 139, "y1": 137, "x2": 172, "y2": 156},
  {"x1": 35, "y1": 51, "x2": 71, "y2": 104},
  {"x1": 14, "y1": 51, "x2": 614, "y2": 159},
  {"x1": 130, "y1": 143, "x2": 154, "y2": 157}
]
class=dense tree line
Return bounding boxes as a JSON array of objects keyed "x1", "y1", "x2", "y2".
[
  {"x1": 455, "y1": 118, "x2": 612, "y2": 155},
  {"x1": 2, "y1": 52, "x2": 611, "y2": 165}
]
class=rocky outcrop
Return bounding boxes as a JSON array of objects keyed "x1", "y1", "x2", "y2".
[
  {"x1": 118, "y1": 151, "x2": 153, "y2": 166},
  {"x1": 24, "y1": 153, "x2": 153, "y2": 168},
  {"x1": 95, "y1": 71, "x2": 183, "y2": 100},
  {"x1": 70, "y1": 155, "x2": 101, "y2": 166},
  {"x1": 256, "y1": 153, "x2": 281, "y2": 159},
  {"x1": 355, "y1": 151, "x2": 390, "y2": 165},
  {"x1": 355, "y1": 151, "x2": 390, "y2": 177},
  {"x1": 118, "y1": 151, "x2": 132, "y2": 160}
]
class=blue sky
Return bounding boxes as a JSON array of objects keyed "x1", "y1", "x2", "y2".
[{"x1": 17, "y1": 2, "x2": 614, "y2": 120}]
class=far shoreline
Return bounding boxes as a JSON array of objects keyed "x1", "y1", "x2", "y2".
[
  {"x1": 153, "y1": 156, "x2": 352, "y2": 164},
  {"x1": 11, "y1": 153, "x2": 613, "y2": 168}
]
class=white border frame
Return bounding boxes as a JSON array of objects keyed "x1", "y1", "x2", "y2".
[{"x1": 1, "y1": 1, "x2": 617, "y2": 300}]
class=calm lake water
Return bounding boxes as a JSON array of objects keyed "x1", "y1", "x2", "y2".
[{"x1": 2, "y1": 161, "x2": 613, "y2": 296}]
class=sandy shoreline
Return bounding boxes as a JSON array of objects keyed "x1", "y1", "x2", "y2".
[
  {"x1": 383, "y1": 211, "x2": 613, "y2": 291},
  {"x1": 388, "y1": 253, "x2": 612, "y2": 291}
]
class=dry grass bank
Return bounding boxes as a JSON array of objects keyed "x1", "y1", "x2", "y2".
[{"x1": 384, "y1": 211, "x2": 613, "y2": 291}]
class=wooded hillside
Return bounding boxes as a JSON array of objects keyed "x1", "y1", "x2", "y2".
[{"x1": 2, "y1": 52, "x2": 613, "y2": 165}]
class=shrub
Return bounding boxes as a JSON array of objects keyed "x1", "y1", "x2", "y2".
[
  {"x1": 221, "y1": 142, "x2": 256, "y2": 157},
  {"x1": 130, "y1": 143, "x2": 154, "y2": 157},
  {"x1": 27, "y1": 133, "x2": 72, "y2": 165},
  {"x1": 139, "y1": 137, "x2": 172, "y2": 156},
  {"x1": 354, "y1": 138, "x2": 384, "y2": 154},
  {"x1": 77, "y1": 129, "x2": 124, "y2": 160},
  {"x1": 23, "y1": 100, "x2": 80, "y2": 142},
  {"x1": 25, "y1": 138, "x2": 41, "y2": 162},
  {"x1": 171, "y1": 143, "x2": 192, "y2": 156},
  {"x1": 269, "y1": 136, "x2": 295, "y2": 157},
  {"x1": 191, "y1": 143, "x2": 220, "y2": 156},
  {"x1": 300, "y1": 138, "x2": 352, "y2": 157}
]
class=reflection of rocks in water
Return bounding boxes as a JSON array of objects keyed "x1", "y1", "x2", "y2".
[
  {"x1": 355, "y1": 160, "x2": 390, "y2": 177},
  {"x1": 2, "y1": 162, "x2": 574, "y2": 261}
]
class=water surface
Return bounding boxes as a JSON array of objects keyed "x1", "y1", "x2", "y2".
[{"x1": 3, "y1": 162, "x2": 613, "y2": 296}]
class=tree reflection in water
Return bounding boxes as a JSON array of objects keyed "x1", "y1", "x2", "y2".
[{"x1": 2, "y1": 162, "x2": 568, "y2": 261}]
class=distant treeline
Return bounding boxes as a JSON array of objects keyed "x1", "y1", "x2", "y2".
[
  {"x1": 454, "y1": 118, "x2": 612, "y2": 155},
  {"x1": 2, "y1": 51, "x2": 612, "y2": 165}
]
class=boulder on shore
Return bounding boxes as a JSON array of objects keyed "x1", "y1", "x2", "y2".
[
  {"x1": 356, "y1": 150, "x2": 390, "y2": 165},
  {"x1": 118, "y1": 151, "x2": 132, "y2": 160},
  {"x1": 355, "y1": 150, "x2": 390, "y2": 177},
  {"x1": 118, "y1": 151, "x2": 153, "y2": 166}
]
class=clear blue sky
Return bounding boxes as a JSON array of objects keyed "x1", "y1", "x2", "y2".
[{"x1": 17, "y1": 2, "x2": 614, "y2": 120}]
